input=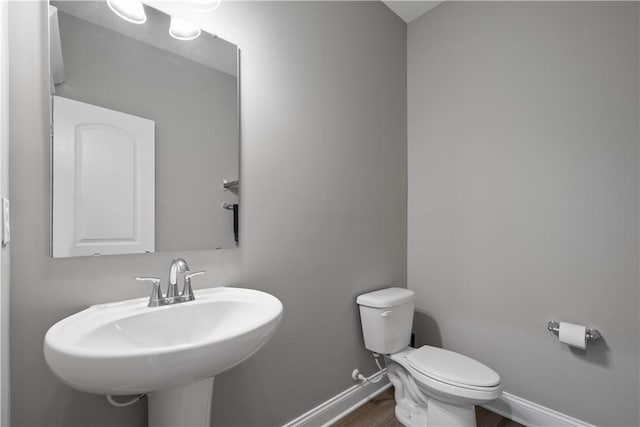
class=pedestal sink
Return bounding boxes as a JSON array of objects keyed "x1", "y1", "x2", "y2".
[{"x1": 44, "y1": 287, "x2": 283, "y2": 427}]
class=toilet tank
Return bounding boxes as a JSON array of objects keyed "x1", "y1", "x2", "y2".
[{"x1": 356, "y1": 287, "x2": 415, "y2": 354}]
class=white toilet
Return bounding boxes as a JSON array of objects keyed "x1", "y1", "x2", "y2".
[{"x1": 356, "y1": 287, "x2": 502, "y2": 427}]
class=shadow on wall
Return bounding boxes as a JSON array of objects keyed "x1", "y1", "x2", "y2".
[
  {"x1": 412, "y1": 309, "x2": 442, "y2": 348},
  {"x1": 568, "y1": 338, "x2": 611, "y2": 368}
]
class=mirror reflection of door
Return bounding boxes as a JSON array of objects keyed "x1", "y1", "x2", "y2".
[
  {"x1": 52, "y1": 96, "x2": 155, "y2": 258},
  {"x1": 49, "y1": 1, "x2": 240, "y2": 257}
]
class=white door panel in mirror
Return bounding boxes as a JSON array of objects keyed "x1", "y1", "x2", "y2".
[
  {"x1": 76, "y1": 125, "x2": 136, "y2": 240},
  {"x1": 52, "y1": 96, "x2": 155, "y2": 258}
]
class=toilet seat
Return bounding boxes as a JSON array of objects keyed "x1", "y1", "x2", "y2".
[
  {"x1": 406, "y1": 345, "x2": 500, "y2": 390},
  {"x1": 391, "y1": 347, "x2": 502, "y2": 401}
]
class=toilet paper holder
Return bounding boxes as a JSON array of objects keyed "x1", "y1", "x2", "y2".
[{"x1": 547, "y1": 321, "x2": 601, "y2": 342}]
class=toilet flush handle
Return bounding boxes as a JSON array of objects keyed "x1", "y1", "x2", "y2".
[{"x1": 380, "y1": 310, "x2": 393, "y2": 317}]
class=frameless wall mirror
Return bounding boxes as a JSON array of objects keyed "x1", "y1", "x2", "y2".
[{"x1": 48, "y1": 1, "x2": 240, "y2": 258}]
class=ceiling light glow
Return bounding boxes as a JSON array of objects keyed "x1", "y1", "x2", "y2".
[
  {"x1": 185, "y1": 0, "x2": 221, "y2": 13},
  {"x1": 106, "y1": 0, "x2": 147, "y2": 24},
  {"x1": 169, "y1": 17, "x2": 202, "y2": 41}
]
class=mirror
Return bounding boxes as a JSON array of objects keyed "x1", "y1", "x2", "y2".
[{"x1": 49, "y1": 1, "x2": 240, "y2": 258}]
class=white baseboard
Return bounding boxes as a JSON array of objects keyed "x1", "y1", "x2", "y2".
[
  {"x1": 483, "y1": 392, "x2": 596, "y2": 427},
  {"x1": 282, "y1": 374, "x2": 595, "y2": 427},
  {"x1": 282, "y1": 371, "x2": 391, "y2": 427}
]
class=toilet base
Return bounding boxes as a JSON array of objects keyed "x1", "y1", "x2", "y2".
[
  {"x1": 387, "y1": 357, "x2": 489, "y2": 427},
  {"x1": 394, "y1": 396, "x2": 428, "y2": 426},
  {"x1": 394, "y1": 396, "x2": 476, "y2": 427},
  {"x1": 423, "y1": 397, "x2": 476, "y2": 427}
]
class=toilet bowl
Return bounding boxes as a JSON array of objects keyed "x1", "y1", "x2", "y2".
[
  {"x1": 388, "y1": 347, "x2": 501, "y2": 427},
  {"x1": 356, "y1": 288, "x2": 501, "y2": 427}
]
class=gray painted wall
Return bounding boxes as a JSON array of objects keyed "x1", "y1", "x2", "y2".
[
  {"x1": 10, "y1": 1, "x2": 406, "y2": 426},
  {"x1": 407, "y1": 2, "x2": 639, "y2": 426},
  {"x1": 55, "y1": 11, "x2": 239, "y2": 252}
]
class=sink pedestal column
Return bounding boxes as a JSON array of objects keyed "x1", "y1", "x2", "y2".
[{"x1": 148, "y1": 377, "x2": 215, "y2": 427}]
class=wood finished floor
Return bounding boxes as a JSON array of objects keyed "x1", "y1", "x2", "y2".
[{"x1": 331, "y1": 387, "x2": 524, "y2": 427}]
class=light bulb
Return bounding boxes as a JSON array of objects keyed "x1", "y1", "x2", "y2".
[
  {"x1": 169, "y1": 16, "x2": 202, "y2": 41},
  {"x1": 106, "y1": 0, "x2": 147, "y2": 24},
  {"x1": 185, "y1": 0, "x2": 221, "y2": 13}
]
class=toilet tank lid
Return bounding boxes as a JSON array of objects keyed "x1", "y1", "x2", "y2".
[{"x1": 356, "y1": 287, "x2": 415, "y2": 308}]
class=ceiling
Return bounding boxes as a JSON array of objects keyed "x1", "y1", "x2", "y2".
[
  {"x1": 51, "y1": 0, "x2": 238, "y2": 76},
  {"x1": 382, "y1": 1, "x2": 443, "y2": 23}
]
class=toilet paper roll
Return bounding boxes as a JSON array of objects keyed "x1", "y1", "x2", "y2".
[{"x1": 558, "y1": 322, "x2": 587, "y2": 349}]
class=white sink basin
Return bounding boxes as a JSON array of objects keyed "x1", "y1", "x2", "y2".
[{"x1": 44, "y1": 287, "x2": 283, "y2": 395}]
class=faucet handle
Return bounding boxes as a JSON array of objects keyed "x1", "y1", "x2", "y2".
[
  {"x1": 135, "y1": 277, "x2": 166, "y2": 307},
  {"x1": 181, "y1": 271, "x2": 205, "y2": 302},
  {"x1": 185, "y1": 271, "x2": 205, "y2": 281}
]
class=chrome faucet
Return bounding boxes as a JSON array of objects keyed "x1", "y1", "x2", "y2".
[
  {"x1": 136, "y1": 258, "x2": 206, "y2": 307},
  {"x1": 167, "y1": 258, "x2": 190, "y2": 301}
]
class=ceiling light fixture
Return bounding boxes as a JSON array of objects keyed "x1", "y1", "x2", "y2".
[
  {"x1": 106, "y1": 0, "x2": 147, "y2": 24},
  {"x1": 185, "y1": 0, "x2": 221, "y2": 13},
  {"x1": 169, "y1": 17, "x2": 202, "y2": 41}
]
